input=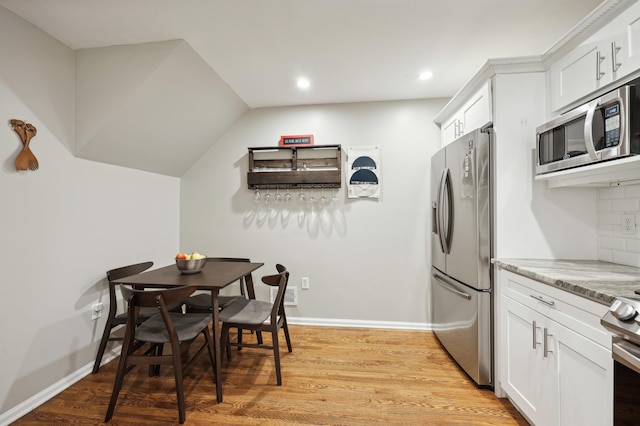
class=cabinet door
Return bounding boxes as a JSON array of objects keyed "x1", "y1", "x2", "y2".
[
  {"x1": 439, "y1": 81, "x2": 492, "y2": 146},
  {"x1": 608, "y1": 1, "x2": 640, "y2": 81},
  {"x1": 500, "y1": 295, "x2": 544, "y2": 425},
  {"x1": 441, "y1": 115, "x2": 459, "y2": 146},
  {"x1": 461, "y1": 82, "x2": 491, "y2": 133},
  {"x1": 550, "y1": 320, "x2": 613, "y2": 426},
  {"x1": 549, "y1": 42, "x2": 611, "y2": 112}
]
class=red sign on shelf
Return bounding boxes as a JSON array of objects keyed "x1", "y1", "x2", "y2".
[{"x1": 279, "y1": 134, "x2": 314, "y2": 147}]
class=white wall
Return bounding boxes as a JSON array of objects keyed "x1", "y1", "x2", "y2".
[
  {"x1": 0, "y1": 7, "x2": 180, "y2": 421},
  {"x1": 493, "y1": 73, "x2": 597, "y2": 259},
  {"x1": 597, "y1": 184, "x2": 640, "y2": 267},
  {"x1": 180, "y1": 99, "x2": 448, "y2": 325}
]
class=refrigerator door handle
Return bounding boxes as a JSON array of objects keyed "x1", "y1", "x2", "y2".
[
  {"x1": 437, "y1": 168, "x2": 453, "y2": 254},
  {"x1": 433, "y1": 272, "x2": 472, "y2": 300}
]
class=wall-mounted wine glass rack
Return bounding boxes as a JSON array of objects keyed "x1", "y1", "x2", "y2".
[{"x1": 247, "y1": 144, "x2": 341, "y2": 189}]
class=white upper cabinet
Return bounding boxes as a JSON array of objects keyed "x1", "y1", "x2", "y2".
[
  {"x1": 607, "y1": 2, "x2": 640, "y2": 81},
  {"x1": 439, "y1": 80, "x2": 492, "y2": 146},
  {"x1": 549, "y1": 1, "x2": 640, "y2": 112}
]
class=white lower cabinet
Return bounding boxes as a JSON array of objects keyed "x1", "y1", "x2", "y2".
[{"x1": 497, "y1": 269, "x2": 612, "y2": 426}]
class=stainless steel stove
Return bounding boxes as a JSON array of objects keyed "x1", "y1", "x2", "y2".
[{"x1": 601, "y1": 297, "x2": 640, "y2": 425}]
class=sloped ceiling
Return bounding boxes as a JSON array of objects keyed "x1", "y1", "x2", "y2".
[
  {"x1": 0, "y1": 0, "x2": 606, "y2": 176},
  {"x1": 74, "y1": 40, "x2": 248, "y2": 177}
]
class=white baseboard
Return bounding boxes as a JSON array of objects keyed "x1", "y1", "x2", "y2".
[
  {"x1": 0, "y1": 319, "x2": 432, "y2": 424},
  {"x1": 0, "y1": 348, "x2": 121, "y2": 426},
  {"x1": 288, "y1": 316, "x2": 432, "y2": 331}
]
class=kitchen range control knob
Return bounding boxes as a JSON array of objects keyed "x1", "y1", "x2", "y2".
[{"x1": 611, "y1": 299, "x2": 637, "y2": 321}]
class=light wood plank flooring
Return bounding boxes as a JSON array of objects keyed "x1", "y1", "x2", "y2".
[{"x1": 13, "y1": 326, "x2": 527, "y2": 425}]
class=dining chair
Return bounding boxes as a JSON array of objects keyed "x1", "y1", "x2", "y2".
[
  {"x1": 219, "y1": 264, "x2": 292, "y2": 385},
  {"x1": 92, "y1": 261, "x2": 154, "y2": 374},
  {"x1": 183, "y1": 257, "x2": 252, "y2": 312},
  {"x1": 104, "y1": 285, "x2": 216, "y2": 424}
]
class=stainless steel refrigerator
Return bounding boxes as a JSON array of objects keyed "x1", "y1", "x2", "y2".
[{"x1": 430, "y1": 127, "x2": 492, "y2": 388}]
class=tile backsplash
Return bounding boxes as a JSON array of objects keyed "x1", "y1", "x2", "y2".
[{"x1": 597, "y1": 184, "x2": 640, "y2": 267}]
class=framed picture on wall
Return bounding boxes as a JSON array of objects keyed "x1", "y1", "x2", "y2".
[{"x1": 279, "y1": 134, "x2": 314, "y2": 147}]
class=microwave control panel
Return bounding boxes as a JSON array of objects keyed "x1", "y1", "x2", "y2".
[{"x1": 604, "y1": 103, "x2": 621, "y2": 147}]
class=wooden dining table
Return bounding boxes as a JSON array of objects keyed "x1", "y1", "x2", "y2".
[{"x1": 112, "y1": 260, "x2": 264, "y2": 402}]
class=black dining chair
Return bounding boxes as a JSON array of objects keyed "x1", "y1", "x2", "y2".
[
  {"x1": 220, "y1": 264, "x2": 292, "y2": 385},
  {"x1": 104, "y1": 285, "x2": 216, "y2": 424},
  {"x1": 92, "y1": 261, "x2": 154, "y2": 374},
  {"x1": 183, "y1": 257, "x2": 252, "y2": 312}
]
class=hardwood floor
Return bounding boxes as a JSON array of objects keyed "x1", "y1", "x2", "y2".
[{"x1": 13, "y1": 326, "x2": 528, "y2": 425}]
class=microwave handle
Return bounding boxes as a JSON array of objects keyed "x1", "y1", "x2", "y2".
[
  {"x1": 584, "y1": 93, "x2": 627, "y2": 158},
  {"x1": 584, "y1": 99, "x2": 600, "y2": 161}
]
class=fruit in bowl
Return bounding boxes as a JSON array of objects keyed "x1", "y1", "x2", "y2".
[{"x1": 175, "y1": 251, "x2": 206, "y2": 274}]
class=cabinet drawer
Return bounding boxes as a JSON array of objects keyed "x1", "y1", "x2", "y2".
[{"x1": 500, "y1": 270, "x2": 610, "y2": 348}]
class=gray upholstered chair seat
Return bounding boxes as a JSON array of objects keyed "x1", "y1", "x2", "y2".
[
  {"x1": 184, "y1": 292, "x2": 243, "y2": 312},
  {"x1": 136, "y1": 312, "x2": 212, "y2": 343},
  {"x1": 218, "y1": 299, "x2": 273, "y2": 325}
]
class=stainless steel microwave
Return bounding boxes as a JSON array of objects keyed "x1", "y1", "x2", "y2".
[{"x1": 536, "y1": 84, "x2": 640, "y2": 175}]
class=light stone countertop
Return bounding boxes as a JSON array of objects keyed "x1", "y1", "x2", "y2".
[{"x1": 493, "y1": 258, "x2": 640, "y2": 306}]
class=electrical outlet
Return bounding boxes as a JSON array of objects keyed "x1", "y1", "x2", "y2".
[
  {"x1": 623, "y1": 214, "x2": 636, "y2": 235},
  {"x1": 92, "y1": 303, "x2": 103, "y2": 321},
  {"x1": 301, "y1": 277, "x2": 309, "y2": 289}
]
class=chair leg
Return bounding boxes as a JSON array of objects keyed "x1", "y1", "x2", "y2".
[
  {"x1": 104, "y1": 336, "x2": 132, "y2": 422},
  {"x1": 272, "y1": 329, "x2": 282, "y2": 386},
  {"x1": 150, "y1": 343, "x2": 164, "y2": 376},
  {"x1": 202, "y1": 328, "x2": 217, "y2": 377},
  {"x1": 221, "y1": 324, "x2": 232, "y2": 360},
  {"x1": 172, "y1": 349, "x2": 186, "y2": 424},
  {"x1": 282, "y1": 317, "x2": 292, "y2": 352},
  {"x1": 93, "y1": 319, "x2": 116, "y2": 374}
]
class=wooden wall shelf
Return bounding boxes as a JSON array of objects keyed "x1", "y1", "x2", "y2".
[{"x1": 247, "y1": 145, "x2": 342, "y2": 189}]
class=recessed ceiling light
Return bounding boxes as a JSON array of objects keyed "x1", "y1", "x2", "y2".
[
  {"x1": 297, "y1": 78, "x2": 311, "y2": 89},
  {"x1": 419, "y1": 71, "x2": 433, "y2": 80}
]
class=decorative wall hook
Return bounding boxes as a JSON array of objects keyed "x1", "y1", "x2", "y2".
[{"x1": 10, "y1": 119, "x2": 38, "y2": 171}]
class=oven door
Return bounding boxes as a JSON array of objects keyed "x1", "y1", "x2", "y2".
[{"x1": 612, "y1": 337, "x2": 640, "y2": 424}]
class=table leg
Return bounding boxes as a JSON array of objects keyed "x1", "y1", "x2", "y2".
[{"x1": 210, "y1": 290, "x2": 223, "y2": 402}]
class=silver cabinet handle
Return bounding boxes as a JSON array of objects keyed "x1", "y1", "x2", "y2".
[
  {"x1": 530, "y1": 294, "x2": 555, "y2": 307},
  {"x1": 596, "y1": 50, "x2": 606, "y2": 80},
  {"x1": 543, "y1": 328, "x2": 553, "y2": 358},
  {"x1": 532, "y1": 320, "x2": 541, "y2": 349},
  {"x1": 612, "y1": 41, "x2": 622, "y2": 73}
]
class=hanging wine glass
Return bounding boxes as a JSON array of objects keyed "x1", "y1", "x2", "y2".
[
  {"x1": 306, "y1": 188, "x2": 318, "y2": 211},
  {"x1": 297, "y1": 187, "x2": 307, "y2": 227},
  {"x1": 274, "y1": 188, "x2": 282, "y2": 205},
  {"x1": 252, "y1": 188, "x2": 261, "y2": 205},
  {"x1": 263, "y1": 191, "x2": 272, "y2": 205},
  {"x1": 319, "y1": 187, "x2": 329, "y2": 210},
  {"x1": 319, "y1": 187, "x2": 331, "y2": 233},
  {"x1": 281, "y1": 186, "x2": 292, "y2": 225}
]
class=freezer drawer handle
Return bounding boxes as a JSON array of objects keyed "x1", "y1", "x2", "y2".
[
  {"x1": 530, "y1": 294, "x2": 555, "y2": 307},
  {"x1": 433, "y1": 274, "x2": 471, "y2": 300}
]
